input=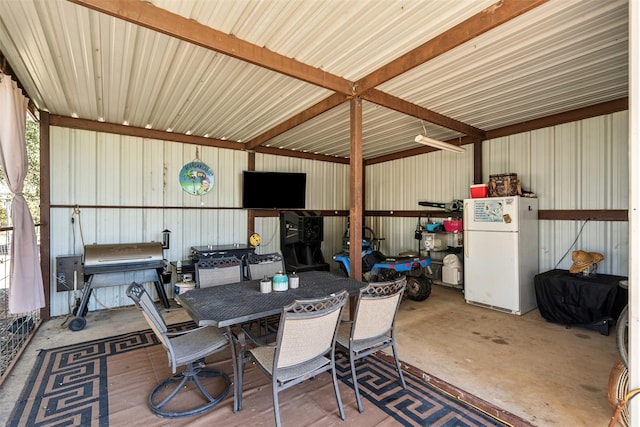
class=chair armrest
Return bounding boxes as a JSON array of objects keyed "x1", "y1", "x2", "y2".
[{"x1": 240, "y1": 324, "x2": 277, "y2": 348}]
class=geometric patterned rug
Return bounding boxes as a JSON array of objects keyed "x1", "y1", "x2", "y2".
[{"x1": 7, "y1": 323, "x2": 532, "y2": 427}]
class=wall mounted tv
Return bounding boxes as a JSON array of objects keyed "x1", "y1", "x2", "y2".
[{"x1": 242, "y1": 171, "x2": 307, "y2": 209}]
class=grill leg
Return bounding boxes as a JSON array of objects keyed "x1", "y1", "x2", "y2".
[
  {"x1": 154, "y1": 274, "x2": 171, "y2": 308},
  {"x1": 69, "y1": 279, "x2": 93, "y2": 331}
]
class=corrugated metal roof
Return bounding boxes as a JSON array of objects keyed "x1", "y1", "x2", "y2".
[
  {"x1": 380, "y1": 0, "x2": 629, "y2": 130},
  {"x1": 0, "y1": 0, "x2": 629, "y2": 160},
  {"x1": 152, "y1": 0, "x2": 498, "y2": 80}
]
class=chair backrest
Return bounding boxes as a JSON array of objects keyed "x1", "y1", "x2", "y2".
[
  {"x1": 195, "y1": 256, "x2": 243, "y2": 288},
  {"x1": 351, "y1": 277, "x2": 406, "y2": 341},
  {"x1": 126, "y1": 282, "x2": 176, "y2": 366},
  {"x1": 246, "y1": 252, "x2": 286, "y2": 280},
  {"x1": 274, "y1": 290, "x2": 348, "y2": 369}
]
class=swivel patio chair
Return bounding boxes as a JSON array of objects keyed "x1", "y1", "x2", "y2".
[
  {"x1": 243, "y1": 290, "x2": 348, "y2": 427},
  {"x1": 126, "y1": 282, "x2": 232, "y2": 418},
  {"x1": 195, "y1": 256, "x2": 243, "y2": 288},
  {"x1": 335, "y1": 277, "x2": 407, "y2": 412}
]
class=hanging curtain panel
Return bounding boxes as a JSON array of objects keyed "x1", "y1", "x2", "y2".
[{"x1": 0, "y1": 73, "x2": 45, "y2": 313}]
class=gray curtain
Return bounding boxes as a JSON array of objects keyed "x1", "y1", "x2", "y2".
[{"x1": 0, "y1": 73, "x2": 45, "y2": 313}]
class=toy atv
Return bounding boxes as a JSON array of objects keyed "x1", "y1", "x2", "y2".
[{"x1": 333, "y1": 226, "x2": 432, "y2": 301}]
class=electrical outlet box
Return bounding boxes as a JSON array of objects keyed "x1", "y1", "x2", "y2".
[{"x1": 55, "y1": 255, "x2": 84, "y2": 292}]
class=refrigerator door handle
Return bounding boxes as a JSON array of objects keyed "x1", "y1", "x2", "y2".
[
  {"x1": 464, "y1": 231, "x2": 469, "y2": 258},
  {"x1": 464, "y1": 201, "x2": 470, "y2": 223}
]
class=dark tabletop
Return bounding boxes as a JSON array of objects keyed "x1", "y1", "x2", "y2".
[{"x1": 176, "y1": 270, "x2": 365, "y2": 328}]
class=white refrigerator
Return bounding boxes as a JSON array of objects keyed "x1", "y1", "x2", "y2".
[{"x1": 463, "y1": 197, "x2": 539, "y2": 315}]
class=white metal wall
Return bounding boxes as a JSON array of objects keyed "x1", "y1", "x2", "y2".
[
  {"x1": 253, "y1": 153, "x2": 349, "y2": 267},
  {"x1": 366, "y1": 111, "x2": 630, "y2": 276},
  {"x1": 49, "y1": 127, "x2": 249, "y2": 316},
  {"x1": 48, "y1": 111, "x2": 629, "y2": 316},
  {"x1": 48, "y1": 134, "x2": 350, "y2": 316}
]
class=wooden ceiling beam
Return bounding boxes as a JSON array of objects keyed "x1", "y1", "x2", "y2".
[
  {"x1": 245, "y1": 93, "x2": 351, "y2": 151},
  {"x1": 353, "y1": 1, "x2": 549, "y2": 142},
  {"x1": 68, "y1": 0, "x2": 556, "y2": 155},
  {"x1": 486, "y1": 98, "x2": 629, "y2": 139},
  {"x1": 366, "y1": 97, "x2": 628, "y2": 165},
  {"x1": 361, "y1": 89, "x2": 486, "y2": 140},
  {"x1": 68, "y1": 0, "x2": 354, "y2": 95},
  {"x1": 49, "y1": 115, "x2": 244, "y2": 150},
  {"x1": 354, "y1": 0, "x2": 550, "y2": 93},
  {"x1": 255, "y1": 146, "x2": 350, "y2": 164}
]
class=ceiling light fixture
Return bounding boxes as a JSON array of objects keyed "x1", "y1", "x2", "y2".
[{"x1": 414, "y1": 134, "x2": 465, "y2": 154}]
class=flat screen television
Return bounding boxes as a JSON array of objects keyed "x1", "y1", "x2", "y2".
[{"x1": 242, "y1": 171, "x2": 306, "y2": 209}]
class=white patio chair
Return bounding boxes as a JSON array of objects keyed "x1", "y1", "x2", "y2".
[
  {"x1": 243, "y1": 290, "x2": 348, "y2": 427},
  {"x1": 126, "y1": 282, "x2": 232, "y2": 418},
  {"x1": 335, "y1": 277, "x2": 407, "y2": 412}
]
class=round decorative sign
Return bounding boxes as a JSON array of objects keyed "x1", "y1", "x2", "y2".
[
  {"x1": 179, "y1": 161, "x2": 214, "y2": 196},
  {"x1": 249, "y1": 232, "x2": 262, "y2": 247}
]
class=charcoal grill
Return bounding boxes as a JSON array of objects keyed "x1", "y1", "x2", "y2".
[{"x1": 68, "y1": 242, "x2": 169, "y2": 331}]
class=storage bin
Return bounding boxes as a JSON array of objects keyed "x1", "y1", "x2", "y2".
[
  {"x1": 174, "y1": 281, "x2": 195, "y2": 299},
  {"x1": 443, "y1": 219, "x2": 462, "y2": 233}
]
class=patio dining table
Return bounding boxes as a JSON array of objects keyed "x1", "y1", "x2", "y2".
[{"x1": 176, "y1": 270, "x2": 367, "y2": 412}]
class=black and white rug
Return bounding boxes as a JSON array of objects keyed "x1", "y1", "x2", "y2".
[{"x1": 8, "y1": 324, "x2": 530, "y2": 426}]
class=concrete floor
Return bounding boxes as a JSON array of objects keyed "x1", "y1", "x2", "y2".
[
  {"x1": 0, "y1": 284, "x2": 620, "y2": 426},
  {"x1": 395, "y1": 285, "x2": 620, "y2": 427}
]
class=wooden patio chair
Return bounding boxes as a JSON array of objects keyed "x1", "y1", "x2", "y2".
[
  {"x1": 335, "y1": 277, "x2": 407, "y2": 412},
  {"x1": 243, "y1": 290, "x2": 348, "y2": 427},
  {"x1": 126, "y1": 282, "x2": 232, "y2": 418}
]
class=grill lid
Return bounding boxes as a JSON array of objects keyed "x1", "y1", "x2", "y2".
[{"x1": 84, "y1": 242, "x2": 164, "y2": 274}]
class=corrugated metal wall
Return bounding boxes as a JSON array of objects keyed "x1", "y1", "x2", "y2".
[
  {"x1": 528, "y1": 111, "x2": 630, "y2": 275},
  {"x1": 48, "y1": 110, "x2": 629, "y2": 316},
  {"x1": 365, "y1": 148, "x2": 474, "y2": 257},
  {"x1": 366, "y1": 111, "x2": 629, "y2": 276},
  {"x1": 253, "y1": 153, "x2": 349, "y2": 265},
  {"x1": 49, "y1": 127, "x2": 249, "y2": 316},
  {"x1": 48, "y1": 136, "x2": 350, "y2": 316}
]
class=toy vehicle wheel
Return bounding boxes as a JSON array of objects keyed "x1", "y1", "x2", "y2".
[
  {"x1": 406, "y1": 276, "x2": 431, "y2": 301},
  {"x1": 68, "y1": 317, "x2": 86, "y2": 331}
]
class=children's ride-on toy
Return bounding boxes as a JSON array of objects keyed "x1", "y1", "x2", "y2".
[{"x1": 333, "y1": 226, "x2": 432, "y2": 301}]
